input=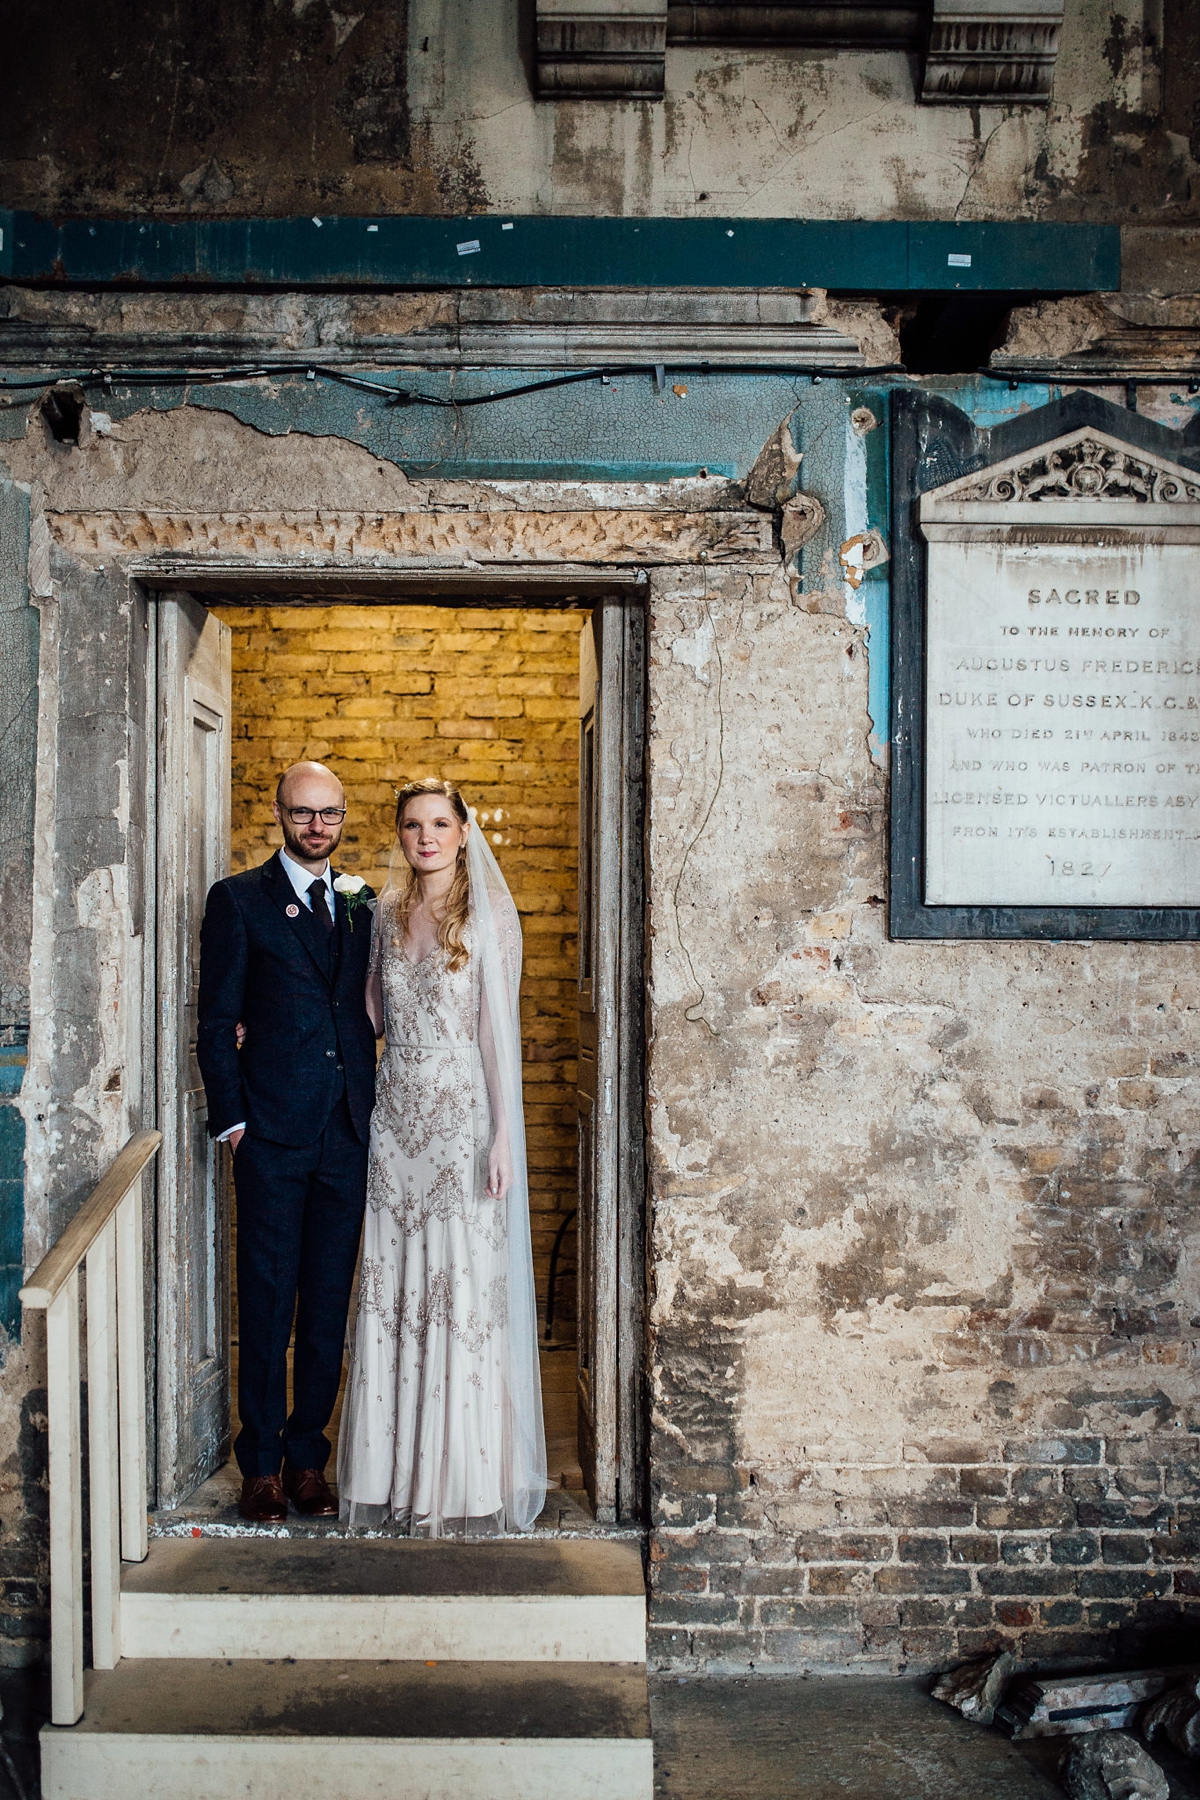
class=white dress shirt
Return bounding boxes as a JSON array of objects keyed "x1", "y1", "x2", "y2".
[
  {"x1": 216, "y1": 850, "x2": 335, "y2": 1144},
  {"x1": 279, "y1": 846, "x2": 335, "y2": 913}
]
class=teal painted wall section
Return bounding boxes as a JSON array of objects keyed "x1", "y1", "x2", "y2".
[
  {"x1": 0, "y1": 212, "x2": 1120, "y2": 293},
  {"x1": 10, "y1": 366, "x2": 839, "y2": 482}
]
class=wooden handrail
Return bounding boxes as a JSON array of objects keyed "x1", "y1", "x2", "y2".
[
  {"x1": 20, "y1": 1129, "x2": 162, "y2": 1309},
  {"x1": 19, "y1": 1129, "x2": 158, "y2": 1723}
]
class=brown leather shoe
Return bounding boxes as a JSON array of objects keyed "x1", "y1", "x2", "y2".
[
  {"x1": 238, "y1": 1475, "x2": 287, "y2": 1523},
  {"x1": 282, "y1": 1465, "x2": 338, "y2": 1517}
]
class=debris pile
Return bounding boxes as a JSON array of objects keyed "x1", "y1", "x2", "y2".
[
  {"x1": 1143, "y1": 1681, "x2": 1200, "y2": 1757},
  {"x1": 1061, "y1": 1732, "x2": 1169, "y2": 1800},
  {"x1": 931, "y1": 1650, "x2": 1017, "y2": 1726},
  {"x1": 996, "y1": 1666, "x2": 1192, "y2": 1740},
  {"x1": 932, "y1": 1650, "x2": 1200, "y2": 1796}
]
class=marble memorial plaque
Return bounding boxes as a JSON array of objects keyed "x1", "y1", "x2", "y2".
[{"x1": 919, "y1": 430, "x2": 1200, "y2": 908}]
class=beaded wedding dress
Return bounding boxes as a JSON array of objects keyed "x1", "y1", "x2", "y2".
[{"x1": 337, "y1": 826, "x2": 546, "y2": 1535}]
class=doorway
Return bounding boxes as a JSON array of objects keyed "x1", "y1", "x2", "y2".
[{"x1": 149, "y1": 587, "x2": 646, "y2": 1528}]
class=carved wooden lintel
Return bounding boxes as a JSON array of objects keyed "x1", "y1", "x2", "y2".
[{"x1": 48, "y1": 506, "x2": 775, "y2": 568}]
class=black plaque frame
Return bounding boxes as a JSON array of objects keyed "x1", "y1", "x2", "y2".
[{"x1": 889, "y1": 387, "x2": 1200, "y2": 940}]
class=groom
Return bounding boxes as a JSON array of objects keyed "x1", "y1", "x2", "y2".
[{"x1": 197, "y1": 761, "x2": 377, "y2": 1523}]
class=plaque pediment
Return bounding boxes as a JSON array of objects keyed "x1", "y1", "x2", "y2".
[
  {"x1": 921, "y1": 428, "x2": 1200, "y2": 518},
  {"x1": 891, "y1": 385, "x2": 1200, "y2": 941}
]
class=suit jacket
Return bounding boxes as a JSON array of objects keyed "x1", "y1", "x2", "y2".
[{"x1": 197, "y1": 851, "x2": 377, "y2": 1146}]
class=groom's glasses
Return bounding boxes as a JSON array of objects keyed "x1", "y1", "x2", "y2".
[{"x1": 286, "y1": 807, "x2": 347, "y2": 824}]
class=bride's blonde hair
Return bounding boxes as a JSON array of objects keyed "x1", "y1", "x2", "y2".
[{"x1": 392, "y1": 778, "x2": 471, "y2": 972}]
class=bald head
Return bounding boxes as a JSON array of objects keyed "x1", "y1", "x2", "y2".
[
  {"x1": 272, "y1": 762, "x2": 346, "y2": 870},
  {"x1": 276, "y1": 761, "x2": 343, "y2": 810}
]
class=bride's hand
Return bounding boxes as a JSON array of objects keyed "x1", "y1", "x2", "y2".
[{"x1": 486, "y1": 1132, "x2": 513, "y2": 1200}]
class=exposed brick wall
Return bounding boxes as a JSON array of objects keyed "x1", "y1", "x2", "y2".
[
  {"x1": 213, "y1": 603, "x2": 584, "y2": 1325},
  {"x1": 650, "y1": 1435, "x2": 1200, "y2": 1673}
]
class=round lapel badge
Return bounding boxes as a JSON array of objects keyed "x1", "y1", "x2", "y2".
[{"x1": 286, "y1": 903, "x2": 300, "y2": 918}]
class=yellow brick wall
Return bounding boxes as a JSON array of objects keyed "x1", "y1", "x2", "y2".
[{"x1": 212, "y1": 603, "x2": 585, "y2": 1328}]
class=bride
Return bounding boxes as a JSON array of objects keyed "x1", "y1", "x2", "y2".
[{"x1": 337, "y1": 778, "x2": 547, "y2": 1534}]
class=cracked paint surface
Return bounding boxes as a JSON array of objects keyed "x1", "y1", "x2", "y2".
[
  {"x1": 2, "y1": 0, "x2": 1196, "y2": 226},
  {"x1": 2, "y1": 381, "x2": 1200, "y2": 1679},
  {"x1": 645, "y1": 562, "x2": 1200, "y2": 1673}
]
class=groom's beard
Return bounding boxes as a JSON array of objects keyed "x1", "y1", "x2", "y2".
[{"x1": 280, "y1": 817, "x2": 343, "y2": 867}]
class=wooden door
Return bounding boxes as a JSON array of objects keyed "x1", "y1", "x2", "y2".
[
  {"x1": 155, "y1": 593, "x2": 232, "y2": 1506},
  {"x1": 576, "y1": 603, "x2": 646, "y2": 1524}
]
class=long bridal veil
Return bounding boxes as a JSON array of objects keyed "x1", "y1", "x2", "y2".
[
  {"x1": 465, "y1": 817, "x2": 548, "y2": 1532},
  {"x1": 343, "y1": 808, "x2": 548, "y2": 1535}
]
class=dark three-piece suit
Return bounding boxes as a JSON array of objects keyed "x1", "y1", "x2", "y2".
[{"x1": 196, "y1": 851, "x2": 377, "y2": 1479}]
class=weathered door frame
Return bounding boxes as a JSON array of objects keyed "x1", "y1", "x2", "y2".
[
  {"x1": 142, "y1": 569, "x2": 648, "y2": 1524},
  {"x1": 577, "y1": 600, "x2": 647, "y2": 1524},
  {"x1": 151, "y1": 593, "x2": 232, "y2": 1507}
]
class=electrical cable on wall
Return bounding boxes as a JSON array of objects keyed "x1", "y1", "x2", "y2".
[{"x1": 0, "y1": 359, "x2": 904, "y2": 410}]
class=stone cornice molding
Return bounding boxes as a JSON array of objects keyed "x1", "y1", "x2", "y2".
[
  {"x1": 535, "y1": 0, "x2": 667, "y2": 98},
  {"x1": 575, "y1": 0, "x2": 1066, "y2": 104},
  {"x1": 0, "y1": 285, "x2": 874, "y2": 371},
  {"x1": 992, "y1": 334, "x2": 1200, "y2": 383},
  {"x1": 920, "y1": 0, "x2": 1062, "y2": 103}
]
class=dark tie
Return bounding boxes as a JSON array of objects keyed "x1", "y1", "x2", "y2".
[{"x1": 308, "y1": 878, "x2": 334, "y2": 935}]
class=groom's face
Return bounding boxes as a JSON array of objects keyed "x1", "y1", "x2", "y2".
[{"x1": 273, "y1": 771, "x2": 346, "y2": 866}]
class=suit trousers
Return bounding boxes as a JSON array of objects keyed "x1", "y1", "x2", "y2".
[{"x1": 232, "y1": 1096, "x2": 368, "y2": 1478}]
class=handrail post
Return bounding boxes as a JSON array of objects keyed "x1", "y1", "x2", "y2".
[
  {"x1": 116, "y1": 1178, "x2": 149, "y2": 1563},
  {"x1": 21, "y1": 1130, "x2": 161, "y2": 1723},
  {"x1": 46, "y1": 1270, "x2": 84, "y2": 1725},
  {"x1": 85, "y1": 1217, "x2": 121, "y2": 1667}
]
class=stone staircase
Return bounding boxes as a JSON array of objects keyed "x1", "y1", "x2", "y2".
[{"x1": 39, "y1": 1536, "x2": 652, "y2": 1800}]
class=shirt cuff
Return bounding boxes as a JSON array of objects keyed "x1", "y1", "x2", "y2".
[{"x1": 216, "y1": 1123, "x2": 246, "y2": 1143}]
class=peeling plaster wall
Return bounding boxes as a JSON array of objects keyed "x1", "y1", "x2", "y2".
[
  {"x1": 0, "y1": 0, "x2": 1197, "y2": 1712},
  {"x1": 0, "y1": 523, "x2": 152, "y2": 1667},
  {"x1": 645, "y1": 567, "x2": 1200, "y2": 1674},
  {"x1": 2, "y1": 381, "x2": 1200, "y2": 1683},
  {"x1": 20, "y1": 549, "x2": 150, "y2": 1263},
  {"x1": 1, "y1": 0, "x2": 1197, "y2": 229},
  {"x1": 0, "y1": 480, "x2": 37, "y2": 1055},
  {"x1": 0, "y1": 479, "x2": 40, "y2": 1667},
  {"x1": 0, "y1": 477, "x2": 38, "y2": 1351}
]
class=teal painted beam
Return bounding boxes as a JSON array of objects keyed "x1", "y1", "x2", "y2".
[{"x1": 0, "y1": 212, "x2": 1119, "y2": 293}]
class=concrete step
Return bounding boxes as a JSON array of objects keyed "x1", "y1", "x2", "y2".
[
  {"x1": 120, "y1": 1535, "x2": 648, "y2": 1662},
  {"x1": 40, "y1": 1657, "x2": 654, "y2": 1800}
]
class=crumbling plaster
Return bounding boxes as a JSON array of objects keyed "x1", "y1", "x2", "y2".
[
  {"x1": 19, "y1": 549, "x2": 150, "y2": 1264},
  {"x1": 1, "y1": 0, "x2": 1196, "y2": 226},
  {"x1": 2, "y1": 392, "x2": 1200, "y2": 1678},
  {"x1": 996, "y1": 292, "x2": 1200, "y2": 361},
  {"x1": 0, "y1": 366, "x2": 865, "y2": 490},
  {"x1": 646, "y1": 566, "x2": 1200, "y2": 1673},
  {"x1": 0, "y1": 479, "x2": 37, "y2": 1048}
]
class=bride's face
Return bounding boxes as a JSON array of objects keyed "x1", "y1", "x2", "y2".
[{"x1": 398, "y1": 794, "x2": 469, "y2": 876}]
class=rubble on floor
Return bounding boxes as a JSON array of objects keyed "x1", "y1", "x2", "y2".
[
  {"x1": 932, "y1": 1650, "x2": 1018, "y2": 1726},
  {"x1": 1144, "y1": 1686, "x2": 1200, "y2": 1759},
  {"x1": 1061, "y1": 1732, "x2": 1170, "y2": 1800},
  {"x1": 998, "y1": 1669, "x2": 1198, "y2": 1741},
  {"x1": 932, "y1": 1651, "x2": 1200, "y2": 1798}
]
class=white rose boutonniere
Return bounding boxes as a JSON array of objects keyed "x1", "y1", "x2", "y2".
[{"x1": 333, "y1": 872, "x2": 375, "y2": 930}]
